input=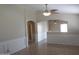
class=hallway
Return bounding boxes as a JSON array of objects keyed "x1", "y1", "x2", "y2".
[{"x1": 13, "y1": 43, "x2": 79, "y2": 55}]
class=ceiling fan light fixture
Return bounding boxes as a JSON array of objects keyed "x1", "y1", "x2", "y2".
[
  {"x1": 43, "y1": 4, "x2": 51, "y2": 16},
  {"x1": 43, "y1": 11, "x2": 51, "y2": 16}
]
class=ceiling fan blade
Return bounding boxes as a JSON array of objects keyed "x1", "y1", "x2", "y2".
[
  {"x1": 50, "y1": 9, "x2": 58, "y2": 12},
  {"x1": 50, "y1": 9, "x2": 59, "y2": 14},
  {"x1": 51, "y1": 11, "x2": 59, "y2": 14}
]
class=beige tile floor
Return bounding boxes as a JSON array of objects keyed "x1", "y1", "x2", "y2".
[{"x1": 12, "y1": 42, "x2": 79, "y2": 55}]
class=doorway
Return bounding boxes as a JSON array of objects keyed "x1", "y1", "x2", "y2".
[{"x1": 27, "y1": 21, "x2": 36, "y2": 45}]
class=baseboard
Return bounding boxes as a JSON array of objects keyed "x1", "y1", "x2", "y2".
[
  {"x1": 47, "y1": 43, "x2": 79, "y2": 47},
  {"x1": 47, "y1": 42, "x2": 79, "y2": 46}
]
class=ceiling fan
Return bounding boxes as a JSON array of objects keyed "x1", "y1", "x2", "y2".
[{"x1": 43, "y1": 4, "x2": 59, "y2": 16}]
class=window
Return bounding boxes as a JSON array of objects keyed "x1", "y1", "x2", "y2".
[{"x1": 60, "y1": 24, "x2": 68, "y2": 32}]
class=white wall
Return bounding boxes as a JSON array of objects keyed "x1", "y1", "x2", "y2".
[
  {"x1": 47, "y1": 32, "x2": 79, "y2": 46},
  {"x1": 37, "y1": 21, "x2": 48, "y2": 44},
  {"x1": 0, "y1": 5, "x2": 36, "y2": 54},
  {"x1": 0, "y1": 37, "x2": 26, "y2": 54}
]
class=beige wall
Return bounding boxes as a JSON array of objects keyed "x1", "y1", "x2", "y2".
[{"x1": 0, "y1": 5, "x2": 36, "y2": 42}]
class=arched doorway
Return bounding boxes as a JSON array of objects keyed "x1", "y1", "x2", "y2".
[{"x1": 27, "y1": 21, "x2": 36, "y2": 44}]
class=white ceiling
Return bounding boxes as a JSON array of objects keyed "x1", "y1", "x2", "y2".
[{"x1": 22, "y1": 4, "x2": 79, "y2": 14}]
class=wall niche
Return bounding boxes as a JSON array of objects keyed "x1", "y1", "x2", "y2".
[{"x1": 48, "y1": 20, "x2": 68, "y2": 32}]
